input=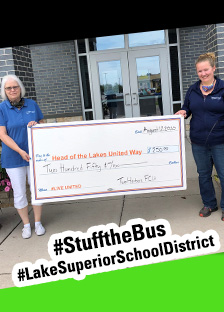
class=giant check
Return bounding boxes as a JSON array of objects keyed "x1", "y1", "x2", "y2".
[{"x1": 28, "y1": 116, "x2": 186, "y2": 204}]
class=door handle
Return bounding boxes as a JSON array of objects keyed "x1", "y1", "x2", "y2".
[
  {"x1": 132, "y1": 93, "x2": 138, "y2": 105},
  {"x1": 124, "y1": 93, "x2": 131, "y2": 106}
]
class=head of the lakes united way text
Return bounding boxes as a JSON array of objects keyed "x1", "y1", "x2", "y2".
[{"x1": 50, "y1": 149, "x2": 143, "y2": 161}]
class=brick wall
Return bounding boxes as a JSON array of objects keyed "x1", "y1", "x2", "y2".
[
  {"x1": 12, "y1": 46, "x2": 36, "y2": 101},
  {"x1": 179, "y1": 25, "x2": 207, "y2": 97},
  {"x1": 179, "y1": 24, "x2": 224, "y2": 97},
  {"x1": 207, "y1": 24, "x2": 224, "y2": 80},
  {"x1": 30, "y1": 41, "x2": 82, "y2": 119},
  {"x1": 206, "y1": 24, "x2": 218, "y2": 53},
  {"x1": 0, "y1": 48, "x2": 16, "y2": 101},
  {"x1": 0, "y1": 46, "x2": 36, "y2": 101},
  {"x1": 0, "y1": 48, "x2": 15, "y2": 79}
]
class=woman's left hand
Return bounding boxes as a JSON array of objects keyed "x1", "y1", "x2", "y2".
[{"x1": 28, "y1": 121, "x2": 38, "y2": 128}]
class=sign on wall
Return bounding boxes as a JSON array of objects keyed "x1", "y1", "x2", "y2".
[{"x1": 28, "y1": 116, "x2": 186, "y2": 204}]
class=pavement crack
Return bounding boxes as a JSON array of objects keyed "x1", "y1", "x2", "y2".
[
  {"x1": 119, "y1": 195, "x2": 125, "y2": 227},
  {"x1": 0, "y1": 273, "x2": 11, "y2": 276},
  {"x1": 0, "y1": 221, "x2": 22, "y2": 245},
  {"x1": 0, "y1": 206, "x2": 33, "y2": 245}
]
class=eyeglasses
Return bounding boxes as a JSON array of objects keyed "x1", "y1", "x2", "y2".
[{"x1": 5, "y1": 86, "x2": 20, "y2": 91}]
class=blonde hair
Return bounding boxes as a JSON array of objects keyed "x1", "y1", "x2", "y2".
[
  {"x1": 195, "y1": 52, "x2": 216, "y2": 68},
  {"x1": 0, "y1": 74, "x2": 25, "y2": 100}
]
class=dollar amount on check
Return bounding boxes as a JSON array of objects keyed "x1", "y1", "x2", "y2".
[{"x1": 28, "y1": 115, "x2": 186, "y2": 204}]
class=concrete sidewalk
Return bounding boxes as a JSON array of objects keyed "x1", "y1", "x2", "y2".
[{"x1": 1, "y1": 138, "x2": 224, "y2": 289}]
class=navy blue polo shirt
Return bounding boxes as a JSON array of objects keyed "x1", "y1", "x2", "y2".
[{"x1": 0, "y1": 98, "x2": 43, "y2": 168}]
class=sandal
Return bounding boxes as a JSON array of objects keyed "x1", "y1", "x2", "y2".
[{"x1": 199, "y1": 206, "x2": 218, "y2": 217}]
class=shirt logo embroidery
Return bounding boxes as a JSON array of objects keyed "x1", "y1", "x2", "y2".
[
  {"x1": 211, "y1": 97, "x2": 221, "y2": 100},
  {"x1": 26, "y1": 111, "x2": 35, "y2": 114}
]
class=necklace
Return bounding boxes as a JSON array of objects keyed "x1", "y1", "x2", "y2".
[{"x1": 201, "y1": 79, "x2": 215, "y2": 92}]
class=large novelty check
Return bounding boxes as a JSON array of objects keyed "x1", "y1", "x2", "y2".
[{"x1": 28, "y1": 116, "x2": 186, "y2": 204}]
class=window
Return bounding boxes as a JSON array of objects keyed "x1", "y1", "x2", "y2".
[
  {"x1": 128, "y1": 30, "x2": 165, "y2": 47},
  {"x1": 89, "y1": 35, "x2": 125, "y2": 51}
]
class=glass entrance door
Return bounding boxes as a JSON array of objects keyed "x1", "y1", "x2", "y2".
[
  {"x1": 98, "y1": 59, "x2": 126, "y2": 119},
  {"x1": 128, "y1": 48, "x2": 171, "y2": 116},
  {"x1": 90, "y1": 52, "x2": 132, "y2": 119},
  {"x1": 90, "y1": 48, "x2": 171, "y2": 120}
]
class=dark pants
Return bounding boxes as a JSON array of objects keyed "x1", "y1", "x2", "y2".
[{"x1": 192, "y1": 143, "x2": 224, "y2": 211}]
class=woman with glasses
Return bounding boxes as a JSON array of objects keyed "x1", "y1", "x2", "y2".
[{"x1": 0, "y1": 74, "x2": 45, "y2": 239}]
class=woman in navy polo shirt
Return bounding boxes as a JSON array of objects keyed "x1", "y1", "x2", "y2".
[
  {"x1": 176, "y1": 53, "x2": 224, "y2": 222},
  {"x1": 0, "y1": 74, "x2": 45, "y2": 239}
]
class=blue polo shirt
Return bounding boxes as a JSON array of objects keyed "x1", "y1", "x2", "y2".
[{"x1": 0, "y1": 98, "x2": 44, "y2": 168}]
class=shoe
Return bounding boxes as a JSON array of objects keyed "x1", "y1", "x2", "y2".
[
  {"x1": 22, "y1": 226, "x2": 32, "y2": 239},
  {"x1": 35, "y1": 223, "x2": 46, "y2": 236},
  {"x1": 221, "y1": 211, "x2": 224, "y2": 221},
  {"x1": 199, "y1": 206, "x2": 218, "y2": 217}
]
